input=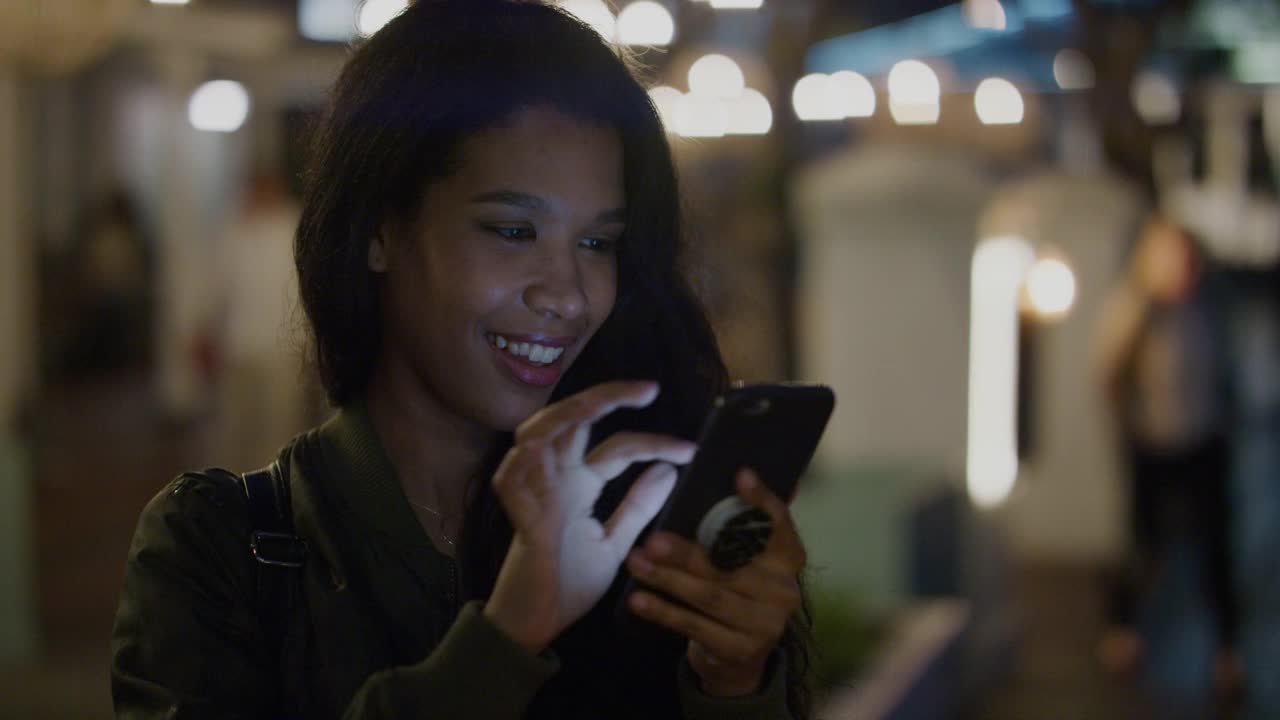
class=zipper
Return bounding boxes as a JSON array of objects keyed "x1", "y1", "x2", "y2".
[{"x1": 446, "y1": 556, "x2": 458, "y2": 611}]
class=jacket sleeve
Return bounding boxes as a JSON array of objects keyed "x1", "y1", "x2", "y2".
[
  {"x1": 676, "y1": 651, "x2": 793, "y2": 720},
  {"x1": 111, "y1": 474, "x2": 558, "y2": 720},
  {"x1": 339, "y1": 601, "x2": 559, "y2": 718},
  {"x1": 112, "y1": 474, "x2": 276, "y2": 719}
]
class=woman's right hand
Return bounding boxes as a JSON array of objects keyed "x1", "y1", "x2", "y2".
[{"x1": 482, "y1": 380, "x2": 695, "y2": 654}]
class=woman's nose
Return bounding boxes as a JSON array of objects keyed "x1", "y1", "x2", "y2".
[{"x1": 522, "y1": 246, "x2": 586, "y2": 320}]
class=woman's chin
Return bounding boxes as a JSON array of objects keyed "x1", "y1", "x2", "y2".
[{"x1": 484, "y1": 396, "x2": 553, "y2": 434}]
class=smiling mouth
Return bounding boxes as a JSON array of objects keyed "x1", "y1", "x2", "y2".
[{"x1": 485, "y1": 333, "x2": 567, "y2": 367}]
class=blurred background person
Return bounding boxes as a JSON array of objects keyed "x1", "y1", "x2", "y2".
[
  {"x1": 214, "y1": 171, "x2": 308, "y2": 473},
  {"x1": 66, "y1": 190, "x2": 152, "y2": 376},
  {"x1": 1094, "y1": 212, "x2": 1242, "y2": 701}
]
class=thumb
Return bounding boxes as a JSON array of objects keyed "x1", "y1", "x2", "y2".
[{"x1": 603, "y1": 463, "x2": 678, "y2": 556}]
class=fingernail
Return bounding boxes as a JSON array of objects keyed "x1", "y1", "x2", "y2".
[
  {"x1": 738, "y1": 468, "x2": 758, "y2": 489},
  {"x1": 631, "y1": 593, "x2": 649, "y2": 611}
]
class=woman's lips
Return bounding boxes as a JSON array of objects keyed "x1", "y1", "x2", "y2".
[{"x1": 486, "y1": 334, "x2": 570, "y2": 387}]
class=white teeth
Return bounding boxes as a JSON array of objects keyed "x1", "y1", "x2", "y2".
[{"x1": 489, "y1": 334, "x2": 565, "y2": 365}]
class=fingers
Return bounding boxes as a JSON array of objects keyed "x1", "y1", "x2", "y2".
[
  {"x1": 515, "y1": 380, "x2": 659, "y2": 444},
  {"x1": 492, "y1": 438, "x2": 566, "y2": 531},
  {"x1": 627, "y1": 589, "x2": 775, "y2": 668},
  {"x1": 584, "y1": 432, "x2": 696, "y2": 481},
  {"x1": 491, "y1": 442, "x2": 544, "y2": 529},
  {"x1": 630, "y1": 532, "x2": 800, "y2": 611},
  {"x1": 626, "y1": 499, "x2": 804, "y2": 679},
  {"x1": 603, "y1": 462, "x2": 678, "y2": 556},
  {"x1": 734, "y1": 468, "x2": 807, "y2": 572},
  {"x1": 624, "y1": 466, "x2": 807, "y2": 644}
]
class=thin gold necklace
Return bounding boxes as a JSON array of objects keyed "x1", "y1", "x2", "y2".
[{"x1": 407, "y1": 499, "x2": 456, "y2": 548}]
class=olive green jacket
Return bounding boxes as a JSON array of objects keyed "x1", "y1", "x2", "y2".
[{"x1": 111, "y1": 402, "x2": 791, "y2": 719}]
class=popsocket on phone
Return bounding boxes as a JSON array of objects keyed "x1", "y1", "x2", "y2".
[{"x1": 696, "y1": 497, "x2": 773, "y2": 571}]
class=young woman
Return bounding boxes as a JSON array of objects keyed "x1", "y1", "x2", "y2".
[{"x1": 112, "y1": 1, "x2": 812, "y2": 717}]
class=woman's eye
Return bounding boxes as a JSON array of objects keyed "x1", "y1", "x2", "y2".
[
  {"x1": 580, "y1": 237, "x2": 617, "y2": 253},
  {"x1": 489, "y1": 225, "x2": 536, "y2": 241}
]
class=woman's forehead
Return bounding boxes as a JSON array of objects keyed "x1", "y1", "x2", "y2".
[{"x1": 426, "y1": 107, "x2": 625, "y2": 216}]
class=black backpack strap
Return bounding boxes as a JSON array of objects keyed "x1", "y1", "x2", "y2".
[
  {"x1": 243, "y1": 461, "x2": 306, "y2": 569},
  {"x1": 240, "y1": 460, "x2": 307, "y2": 718}
]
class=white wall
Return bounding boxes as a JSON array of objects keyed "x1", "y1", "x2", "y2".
[
  {"x1": 979, "y1": 172, "x2": 1144, "y2": 562},
  {"x1": 794, "y1": 143, "x2": 1144, "y2": 562},
  {"x1": 794, "y1": 142, "x2": 995, "y2": 474}
]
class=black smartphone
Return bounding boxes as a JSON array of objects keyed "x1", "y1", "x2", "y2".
[{"x1": 616, "y1": 383, "x2": 835, "y2": 621}]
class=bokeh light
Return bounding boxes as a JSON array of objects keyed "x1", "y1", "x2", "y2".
[
  {"x1": 187, "y1": 80, "x2": 251, "y2": 133},
  {"x1": 888, "y1": 59, "x2": 941, "y2": 125},
  {"x1": 1053, "y1": 49, "x2": 1095, "y2": 90},
  {"x1": 725, "y1": 89, "x2": 773, "y2": 135},
  {"x1": 1024, "y1": 256, "x2": 1077, "y2": 320},
  {"x1": 1132, "y1": 70, "x2": 1181, "y2": 126},
  {"x1": 830, "y1": 70, "x2": 876, "y2": 119},
  {"x1": 616, "y1": 1, "x2": 675, "y2": 47},
  {"x1": 557, "y1": 0, "x2": 617, "y2": 41},
  {"x1": 963, "y1": 0, "x2": 1007, "y2": 31},
  {"x1": 356, "y1": 0, "x2": 407, "y2": 37},
  {"x1": 792, "y1": 73, "x2": 842, "y2": 122},
  {"x1": 674, "y1": 93, "x2": 729, "y2": 138},
  {"x1": 647, "y1": 85, "x2": 683, "y2": 134},
  {"x1": 974, "y1": 77, "x2": 1024, "y2": 125},
  {"x1": 688, "y1": 54, "x2": 745, "y2": 99},
  {"x1": 967, "y1": 235, "x2": 1035, "y2": 509}
]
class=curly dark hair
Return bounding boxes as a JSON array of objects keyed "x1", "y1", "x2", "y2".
[{"x1": 295, "y1": 1, "x2": 812, "y2": 716}]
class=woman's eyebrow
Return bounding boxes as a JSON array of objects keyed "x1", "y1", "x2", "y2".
[
  {"x1": 470, "y1": 189, "x2": 625, "y2": 224},
  {"x1": 470, "y1": 189, "x2": 550, "y2": 212}
]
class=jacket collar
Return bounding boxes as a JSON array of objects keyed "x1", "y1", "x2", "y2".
[{"x1": 318, "y1": 399, "x2": 434, "y2": 549}]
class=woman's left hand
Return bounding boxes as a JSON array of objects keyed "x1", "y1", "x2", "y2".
[{"x1": 625, "y1": 467, "x2": 806, "y2": 697}]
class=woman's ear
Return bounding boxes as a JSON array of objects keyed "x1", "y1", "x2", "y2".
[{"x1": 368, "y1": 233, "x2": 389, "y2": 272}]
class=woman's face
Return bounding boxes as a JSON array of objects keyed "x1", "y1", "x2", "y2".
[{"x1": 373, "y1": 105, "x2": 624, "y2": 432}]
